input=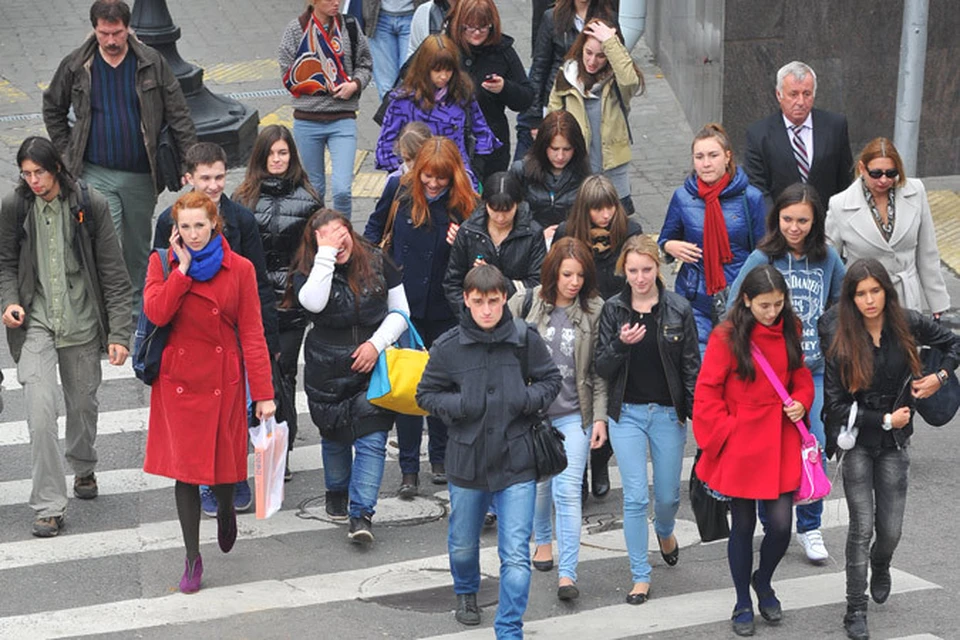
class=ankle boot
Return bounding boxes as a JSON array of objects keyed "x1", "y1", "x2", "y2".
[
  {"x1": 843, "y1": 609, "x2": 869, "y2": 640},
  {"x1": 180, "y1": 554, "x2": 203, "y2": 594}
]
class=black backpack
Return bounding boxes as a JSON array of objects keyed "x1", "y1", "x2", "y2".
[{"x1": 132, "y1": 248, "x2": 171, "y2": 384}]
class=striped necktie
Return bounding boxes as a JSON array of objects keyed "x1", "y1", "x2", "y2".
[{"x1": 790, "y1": 124, "x2": 810, "y2": 183}]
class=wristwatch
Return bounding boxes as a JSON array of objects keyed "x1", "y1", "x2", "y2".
[
  {"x1": 883, "y1": 413, "x2": 893, "y2": 431},
  {"x1": 937, "y1": 369, "x2": 949, "y2": 386}
]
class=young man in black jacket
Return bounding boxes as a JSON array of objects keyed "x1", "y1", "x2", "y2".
[{"x1": 417, "y1": 264, "x2": 561, "y2": 636}]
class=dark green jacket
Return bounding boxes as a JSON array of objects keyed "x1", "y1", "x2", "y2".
[
  {"x1": 42, "y1": 34, "x2": 196, "y2": 190},
  {"x1": 0, "y1": 180, "x2": 132, "y2": 361}
]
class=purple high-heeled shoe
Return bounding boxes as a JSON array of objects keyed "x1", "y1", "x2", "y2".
[
  {"x1": 218, "y1": 506, "x2": 237, "y2": 553},
  {"x1": 180, "y1": 554, "x2": 203, "y2": 594}
]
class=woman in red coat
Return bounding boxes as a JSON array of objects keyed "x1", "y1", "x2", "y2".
[
  {"x1": 693, "y1": 264, "x2": 814, "y2": 637},
  {"x1": 143, "y1": 191, "x2": 275, "y2": 595}
]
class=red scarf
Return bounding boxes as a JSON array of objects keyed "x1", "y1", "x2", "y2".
[{"x1": 697, "y1": 173, "x2": 733, "y2": 295}]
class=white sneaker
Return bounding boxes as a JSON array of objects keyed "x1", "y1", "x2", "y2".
[{"x1": 797, "y1": 529, "x2": 829, "y2": 564}]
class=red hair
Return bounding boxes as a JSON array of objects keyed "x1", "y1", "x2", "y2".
[
  {"x1": 171, "y1": 191, "x2": 223, "y2": 236},
  {"x1": 399, "y1": 137, "x2": 478, "y2": 228}
]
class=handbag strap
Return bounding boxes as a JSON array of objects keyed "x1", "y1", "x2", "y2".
[
  {"x1": 386, "y1": 309, "x2": 425, "y2": 349},
  {"x1": 750, "y1": 341, "x2": 814, "y2": 444}
]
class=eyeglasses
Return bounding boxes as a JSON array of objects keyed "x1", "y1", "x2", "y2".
[
  {"x1": 19, "y1": 168, "x2": 48, "y2": 180},
  {"x1": 461, "y1": 24, "x2": 492, "y2": 34},
  {"x1": 866, "y1": 168, "x2": 899, "y2": 179}
]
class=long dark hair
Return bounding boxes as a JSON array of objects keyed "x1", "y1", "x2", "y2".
[
  {"x1": 539, "y1": 237, "x2": 598, "y2": 312},
  {"x1": 15, "y1": 137, "x2": 73, "y2": 198},
  {"x1": 290, "y1": 209, "x2": 379, "y2": 297},
  {"x1": 524, "y1": 111, "x2": 590, "y2": 186},
  {"x1": 233, "y1": 124, "x2": 318, "y2": 209},
  {"x1": 565, "y1": 174, "x2": 628, "y2": 252},
  {"x1": 553, "y1": 0, "x2": 617, "y2": 36},
  {"x1": 828, "y1": 258, "x2": 920, "y2": 393},
  {"x1": 757, "y1": 183, "x2": 827, "y2": 261},
  {"x1": 400, "y1": 34, "x2": 474, "y2": 110},
  {"x1": 563, "y1": 18, "x2": 644, "y2": 95},
  {"x1": 726, "y1": 264, "x2": 803, "y2": 381}
]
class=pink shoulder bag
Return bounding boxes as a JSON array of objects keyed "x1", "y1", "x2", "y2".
[{"x1": 751, "y1": 343, "x2": 832, "y2": 505}]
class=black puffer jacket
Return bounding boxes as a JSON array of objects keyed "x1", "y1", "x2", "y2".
[
  {"x1": 443, "y1": 202, "x2": 546, "y2": 315},
  {"x1": 595, "y1": 281, "x2": 701, "y2": 422},
  {"x1": 509, "y1": 159, "x2": 585, "y2": 229},
  {"x1": 295, "y1": 254, "x2": 395, "y2": 444},
  {"x1": 818, "y1": 306, "x2": 960, "y2": 459},
  {"x1": 554, "y1": 218, "x2": 643, "y2": 299},
  {"x1": 458, "y1": 34, "x2": 534, "y2": 174},
  {"x1": 416, "y1": 308, "x2": 562, "y2": 492},
  {"x1": 249, "y1": 178, "x2": 321, "y2": 331}
]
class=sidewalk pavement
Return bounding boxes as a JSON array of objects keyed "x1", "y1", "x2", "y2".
[{"x1": 0, "y1": 0, "x2": 956, "y2": 324}]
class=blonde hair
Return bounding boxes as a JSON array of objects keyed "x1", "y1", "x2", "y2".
[{"x1": 615, "y1": 234, "x2": 662, "y2": 283}]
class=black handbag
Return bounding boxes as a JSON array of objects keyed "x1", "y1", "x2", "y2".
[
  {"x1": 689, "y1": 449, "x2": 730, "y2": 542},
  {"x1": 155, "y1": 123, "x2": 182, "y2": 194},
  {"x1": 271, "y1": 358, "x2": 298, "y2": 429},
  {"x1": 915, "y1": 346, "x2": 960, "y2": 427},
  {"x1": 514, "y1": 318, "x2": 568, "y2": 479}
]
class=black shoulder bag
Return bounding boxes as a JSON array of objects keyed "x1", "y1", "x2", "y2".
[{"x1": 515, "y1": 317, "x2": 567, "y2": 479}]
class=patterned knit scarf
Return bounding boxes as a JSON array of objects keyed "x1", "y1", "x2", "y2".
[
  {"x1": 283, "y1": 12, "x2": 350, "y2": 97},
  {"x1": 697, "y1": 173, "x2": 733, "y2": 295}
]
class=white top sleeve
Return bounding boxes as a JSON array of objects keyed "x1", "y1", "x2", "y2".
[
  {"x1": 297, "y1": 246, "x2": 337, "y2": 313},
  {"x1": 368, "y1": 284, "x2": 412, "y2": 353}
]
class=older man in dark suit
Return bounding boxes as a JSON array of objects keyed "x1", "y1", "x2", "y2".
[{"x1": 744, "y1": 61, "x2": 853, "y2": 210}]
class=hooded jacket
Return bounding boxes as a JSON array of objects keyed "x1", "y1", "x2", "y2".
[{"x1": 416, "y1": 307, "x2": 562, "y2": 491}]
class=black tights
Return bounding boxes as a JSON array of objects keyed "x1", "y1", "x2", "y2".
[
  {"x1": 174, "y1": 481, "x2": 235, "y2": 560},
  {"x1": 728, "y1": 493, "x2": 793, "y2": 609}
]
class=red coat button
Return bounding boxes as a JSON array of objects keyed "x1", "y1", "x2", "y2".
[
  {"x1": 215, "y1": 346, "x2": 223, "y2": 353},
  {"x1": 176, "y1": 387, "x2": 184, "y2": 394},
  {"x1": 214, "y1": 389, "x2": 221, "y2": 396},
  {"x1": 212, "y1": 308, "x2": 219, "y2": 315}
]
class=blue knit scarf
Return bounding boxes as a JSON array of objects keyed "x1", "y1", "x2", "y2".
[{"x1": 186, "y1": 236, "x2": 224, "y2": 282}]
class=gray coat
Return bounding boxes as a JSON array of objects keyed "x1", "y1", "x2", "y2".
[
  {"x1": 0, "y1": 180, "x2": 133, "y2": 361},
  {"x1": 826, "y1": 177, "x2": 950, "y2": 314},
  {"x1": 507, "y1": 286, "x2": 608, "y2": 428},
  {"x1": 416, "y1": 309, "x2": 562, "y2": 492},
  {"x1": 42, "y1": 35, "x2": 196, "y2": 190}
]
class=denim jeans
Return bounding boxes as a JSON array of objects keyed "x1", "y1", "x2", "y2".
[
  {"x1": 293, "y1": 118, "x2": 357, "y2": 219},
  {"x1": 369, "y1": 10, "x2": 412, "y2": 99},
  {"x1": 759, "y1": 372, "x2": 827, "y2": 533},
  {"x1": 321, "y1": 430, "x2": 388, "y2": 518},
  {"x1": 448, "y1": 480, "x2": 536, "y2": 640},
  {"x1": 841, "y1": 444, "x2": 909, "y2": 611},
  {"x1": 533, "y1": 413, "x2": 592, "y2": 581},
  {"x1": 608, "y1": 403, "x2": 687, "y2": 583}
]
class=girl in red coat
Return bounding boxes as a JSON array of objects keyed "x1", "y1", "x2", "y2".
[
  {"x1": 143, "y1": 191, "x2": 276, "y2": 594},
  {"x1": 693, "y1": 264, "x2": 814, "y2": 637}
]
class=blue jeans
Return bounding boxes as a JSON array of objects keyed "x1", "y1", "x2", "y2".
[
  {"x1": 533, "y1": 413, "x2": 592, "y2": 581},
  {"x1": 321, "y1": 430, "x2": 388, "y2": 518},
  {"x1": 759, "y1": 372, "x2": 827, "y2": 533},
  {"x1": 608, "y1": 403, "x2": 687, "y2": 583},
  {"x1": 293, "y1": 118, "x2": 357, "y2": 219},
  {"x1": 841, "y1": 444, "x2": 909, "y2": 610},
  {"x1": 369, "y1": 10, "x2": 412, "y2": 99},
  {"x1": 448, "y1": 480, "x2": 536, "y2": 640}
]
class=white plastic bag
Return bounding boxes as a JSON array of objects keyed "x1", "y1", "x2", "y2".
[{"x1": 250, "y1": 416, "x2": 289, "y2": 519}]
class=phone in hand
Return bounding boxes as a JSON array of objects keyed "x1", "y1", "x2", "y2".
[
  {"x1": 11, "y1": 310, "x2": 20, "y2": 321},
  {"x1": 484, "y1": 73, "x2": 496, "y2": 82}
]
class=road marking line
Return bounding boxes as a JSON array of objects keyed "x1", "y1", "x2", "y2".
[
  {"x1": 423, "y1": 569, "x2": 940, "y2": 640},
  {"x1": 203, "y1": 59, "x2": 279, "y2": 84},
  {"x1": 0, "y1": 544, "x2": 625, "y2": 637},
  {"x1": 0, "y1": 80, "x2": 29, "y2": 103}
]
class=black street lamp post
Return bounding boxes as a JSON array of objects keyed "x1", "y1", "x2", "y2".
[{"x1": 131, "y1": 0, "x2": 259, "y2": 167}]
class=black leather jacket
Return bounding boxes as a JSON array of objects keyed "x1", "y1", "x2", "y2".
[
  {"x1": 509, "y1": 159, "x2": 584, "y2": 229},
  {"x1": 249, "y1": 178, "x2": 321, "y2": 331},
  {"x1": 595, "y1": 281, "x2": 701, "y2": 422},
  {"x1": 819, "y1": 306, "x2": 960, "y2": 458},
  {"x1": 443, "y1": 202, "x2": 546, "y2": 316}
]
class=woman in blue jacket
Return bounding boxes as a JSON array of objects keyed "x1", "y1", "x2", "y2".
[
  {"x1": 727, "y1": 183, "x2": 846, "y2": 566},
  {"x1": 658, "y1": 123, "x2": 766, "y2": 346}
]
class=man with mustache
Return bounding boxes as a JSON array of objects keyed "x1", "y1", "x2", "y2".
[{"x1": 43, "y1": 0, "x2": 195, "y2": 316}]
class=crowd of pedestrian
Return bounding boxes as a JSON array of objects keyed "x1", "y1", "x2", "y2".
[{"x1": 0, "y1": 1, "x2": 957, "y2": 640}]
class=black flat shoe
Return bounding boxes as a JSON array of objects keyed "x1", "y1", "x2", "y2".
[
  {"x1": 533, "y1": 558, "x2": 554, "y2": 571},
  {"x1": 751, "y1": 571, "x2": 782, "y2": 624},
  {"x1": 625, "y1": 589, "x2": 650, "y2": 605},
  {"x1": 558, "y1": 584, "x2": 579, "y2": 601},
  {"x1": 657, "y1": 533, "x2": 679, "y2": 566},
  {"x1": 731, "y1": 607, "x2": 756, "y2": 637}
]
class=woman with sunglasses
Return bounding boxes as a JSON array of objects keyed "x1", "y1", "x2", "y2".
[
  {"x1": 818, "y1": 258, "x2": 959, "y2": 640},
  {"x1": 826, "y1": 137, "x2": 949, "y2": 317},
  {"x1": 446, "y1": 0, "x2": 534, "y2": 180}
]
